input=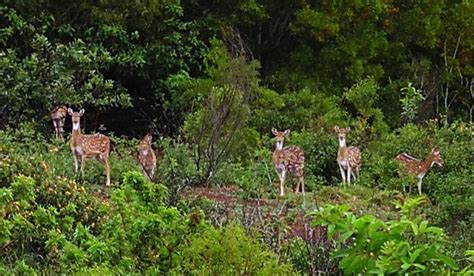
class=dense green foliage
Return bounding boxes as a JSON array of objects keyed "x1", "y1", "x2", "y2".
[
  {"x1": 1, "y1": 0, "x2": 473, "y2": 274},
  {"x1": 0, "y1": 132, "x2": 293, "y2": 273},
  {"x1": 312, "y1": 198, "x2": 457, "y2": 274}
]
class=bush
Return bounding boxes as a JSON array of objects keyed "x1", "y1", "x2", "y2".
[
  {"x1": 250, "y1": 87, "x2": 345, "y2": 132},
  {"x1": 311, "y1": 197, "x2": 459, "y2": 275},
  {"x1": 155, "y1": 137, "x2": 200, "y2": 205},
  {"x1": 172, "y1": 223, "x2": 295, "y2": 275},
  {"x1": 290, "y1": 129, "x2": 339, "y2": 186},
  {"x1": 0, "y1": 174, "x2": 106, "y2": 271}
]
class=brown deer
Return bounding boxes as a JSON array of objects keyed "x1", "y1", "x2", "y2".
[
  {"x1": 68, "y1": 108, "x2": 111, "y2": 186},
  {"x1": 135, "y1": 133, "x2": 157, "y2": 181},
  {"x1": 395, "y1": 148, "x2": 444, "y2": 195},
  {"x1": 272, "y1": 128, "x2": 305, "y2": 196},
  {"x1": 50, "y1": 105, "x2": 68, "y2": 141},
  {"x1": 334, "y1": 126, "x2": 361, "y2": 185}
]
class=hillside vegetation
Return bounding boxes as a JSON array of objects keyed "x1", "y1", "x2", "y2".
[{"x1": 1, "y1": 1, "x2": 473, "y2": 274}]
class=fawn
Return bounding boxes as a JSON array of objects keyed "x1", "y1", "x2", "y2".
[
  {"x1": 135, "y1": 133, "x2": 157, "y2": 181},
  {"x1": 68, "y1": 108, "x2": 111, "y2": 186},
  {"x1": 272, "y1": 128, "x2": 305, "y2": 196},
  {"x1": 51, "y1": 105, "x2": 68, "y2": 141},
  {"x1": 334, "y1": 126, "x2": 361, "y2": 185},
  {"x1": 395, "y1": 148, "x2": 444, "y2": 195}
]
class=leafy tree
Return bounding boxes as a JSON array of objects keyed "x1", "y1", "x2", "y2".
[
  {"x1": 182, "y1": 39, "x2": 260, "y2": 184},
  {"x1": 400, "y1": 82, "x2": 425, "y2": 124}
]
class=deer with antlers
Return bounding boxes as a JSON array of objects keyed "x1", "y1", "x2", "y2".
[
  {"x1": 334, "y1": 126, "x2": 361, "y2": 185},
  {"x1": 395, "y1": 148, "x2": 444, "y2": 195},
  {"x1": 68, "y1": 108, "x2": 111, "y2": 186},
  {"x1": 135, "y1": 133, "x2": 157, "y2": 181},
  {"x1": 50, "y1": 105, "x2": 68, "y2": 141},
  {"x1": 272, "y1": 128, "x2": 305, "y2": 196}
]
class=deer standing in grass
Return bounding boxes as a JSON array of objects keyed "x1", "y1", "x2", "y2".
[
  {"x1": 135, "y1": 133, "x2": 157, "y2": 181},
  {"x1": 335, "y1": 126, "x2": 361, "y2": 185},
  {"x1": 68, "y1": 108, "x2": 111, "y2": 186},
  {"x1": 51, "y1": 105, "x2": 68, "y2": 141},
  {"x1": 395, "y1": 148, "x2": 444, "y2": 195},
  {"x1": 272, "y1": 128, "x2": 305, "y2": 196}
]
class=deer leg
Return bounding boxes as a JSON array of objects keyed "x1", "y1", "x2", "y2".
[
  {"x1": 80, "y1": 155, "x2": 86, "y2": 178},
  {"x1": 104, "y1": 158, "x2": 111, "y2": 187},
  {"x1": 275, "y1": 168, "x2": 282, "y2": 186},
  {"x1": 350, "y1": 168, "x2": 358, "y2": 183},
  {"x1": 417, "y1": 177, "x2": 423, "y2": 195},
  {"x1": 300, "y1": 176, "x2": 305, "y2": 195},
  {"x1": 347, "y1": 166, "x2": 352, "y2": 185},
  {"x1": 73, "y1": 153, "x2": 79, "y2": 173},
  {"x1": 280, "y1": 170, "x2": 286, "y2": 196},
  {"x1": 338, "y1": 164, "x2": 346, "y2": 184},
  {"x1": 294, "y1": 168, "x2": 304, "y2": 194},
  {"x1": 142, "y1": 166, "x2": 151, "y2": 180},
  {"x1": 58, "y1": 119, "x2": 65, "y2": 141},
  {"x1": 98, "y1": 156, "x2": 111, "y2": 186},
  {"x1": 150, "y1": 166, "x2": 155, "y2": 180},
  {"x1": 53, "y1": 120, "x2": 59, "y2": 139},
  {"x1": 295, "y1": 174, "x2": 300, "y2": 193}
]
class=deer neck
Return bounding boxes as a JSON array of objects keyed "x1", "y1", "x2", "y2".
[
  {"x1": 420, "y1": 153, "x2": 436, "y2": 174},
  {"x1": 337, "y1": 137, "x2": 347, "y2": 158},
  {"x1": 275, "y1": 141, "x2": 284, "y2": 152},
  {"x1": 338, "y1": 137, "x2": 347, "y2": 148},
  {"x1": 71, "y1": 122, "x2": 82, "y2": 145}
]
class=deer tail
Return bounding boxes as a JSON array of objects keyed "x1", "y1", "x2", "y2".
[{"x1": 109, "y1": 137, "x2": 122, "y2": 158}]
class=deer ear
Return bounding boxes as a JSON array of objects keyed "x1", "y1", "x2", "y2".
[
  {"x1": 146, "y1": 134, "x2": 153, "y2": 143},
  {"x1": 271, "y1": 128, "x2": 278, "y2": 135},
  {"x1": 283, "y1": 129, "x2": 290, "y2": 136},
  {"x1": 346, "y1": 127, "x2": 351, "y2": 132},
  {"x1": 79, "y1": 109, "x2": 85, "y2": 116},
  {"x1": 67, "y1": 108, "x2": 73, "y2": 115},
  {"x1": 334, "y1": 126, "x2": 339, "y2": 132}
]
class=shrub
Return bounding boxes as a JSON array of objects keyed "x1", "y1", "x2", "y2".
[
  {"x1": 155, "y1": 137, "x2": 200, "y2": 205},
  {"x1": 311, "y1": 197, "x2": 458, "y2": 275},
  {"x1": 250, "y1": 87, "x2": 345, "y2": 132},
  {"x1": 171, "y1": 223, "x2": 295, "y2": 275},
  {"x1": 290, "y1": 129, "x2": 339, "y2": 186},
  {"x1": 0, "y1": 174, "x2": 105, "y2": 271}
]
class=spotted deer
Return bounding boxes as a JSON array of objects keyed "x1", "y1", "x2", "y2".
[
  {"x1": 135, "y1": 133, "x2": 157, "y2": 181},
  {"x1": 334, "y1": 126, "x2": 361, "y2": 185},
  {"x1": 395, "y1": 148, "x2": 444, "y2": 195},
  {"x1": 272, "y1": 128, "x2": 305, "y2": 196},
  {"x1": 68, "y1": 108, "x2": 111, "y2": 186},
  {"x1": 51, "y1": 105, "x2": 68, "y2": 141}
]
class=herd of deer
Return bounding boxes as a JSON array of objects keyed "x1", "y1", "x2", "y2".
[
  {"x1": 51, "y1": 106, "x2": 157, "y2": 186},
  {"x1": 51, "y1": 106, "x2": 444, "y2": 196},
  {"x1": 272, "y1": 127, "x2": 443, "y2": 197}
]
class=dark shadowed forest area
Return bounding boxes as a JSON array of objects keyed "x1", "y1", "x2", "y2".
[{"x1": 0, "y1": 1, "x2": 473, "y2": 274}]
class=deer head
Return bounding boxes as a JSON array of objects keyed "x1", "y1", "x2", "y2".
[
  {"x1": 431, "y1": 148, "x2": 444, "y2": 167},
  {"x1": 143, "y1": 133, "x2": 153, "y2": 144},
  {"x1": 272, "y1": 128, "x2": 290, "y2": 150},
  {"x1": 334, "y1": 126, "x2": 351, "y2": 147},
  {"x1": 68, "y1": 108, "x2": 85, "y2": 131}
]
